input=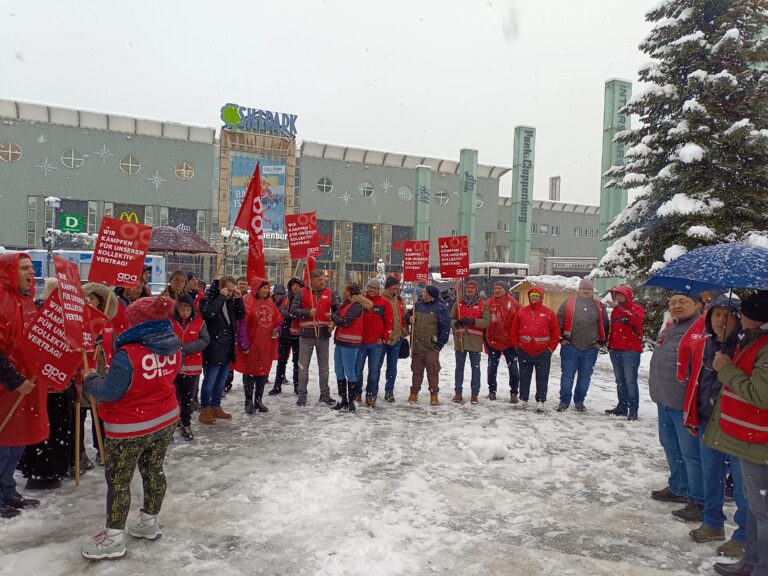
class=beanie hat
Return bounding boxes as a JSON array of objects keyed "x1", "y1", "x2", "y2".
[
  {"x1": 272, "y1": 284, "x2": 287, "y2": 296},
  {"x1": 425, "y1": 285, "x2": 440, "y2": 300},
  {"x1": 493, "y1": 281, "x2": 508, "y2": 290},
  {"x1": 186, "y1": 271, "x2": 196, "y2": 281},
  {"x1": 465, "y1": 280, "x2": 478, "y2": 290},
  {"x1": 741, "y1": 291, "x2": 768, "y2": 323},
  {"x1": 176, "y1": 293, "x2": 195, "y2": 308},
  {"x1": 385, "y1": 275, "x2": 400, "y2": 289},
  {"x1": 578, "y1": 277, "x2": 594, "y2": 292},
  {"x1": 366, "y1": 278, "x2": 381, "y2": 289},
  {"x1": 125, "y1": 296, "x2": 175, "y2": 327}
]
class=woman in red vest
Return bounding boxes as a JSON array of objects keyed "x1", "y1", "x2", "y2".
[
  {"x1": 330, "y1": 283, "x2": 368, "y2": 413},
  {"x1": 234, "y1": 277, "x2": 283, "y2": 415},
  {"x1": 81, "y1": 297, "x2": 181, "y2": 560},
  {"x1": 171, "y1": 294, "x2": 210, "y2": 440}
]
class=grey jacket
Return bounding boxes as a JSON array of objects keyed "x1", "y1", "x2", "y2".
[
  {"x1": 556, "y1": 296, "x2": 610, "y2": 350},
  {"x1": 648, "y1": 312, "x2": 701, "y2": 410}
]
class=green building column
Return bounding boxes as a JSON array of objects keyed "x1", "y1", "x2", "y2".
[
  {"x1": 509, "y1": 126, "x2": 535, "y2": 265},
  {"x1": 458, "y1": 149, "x2": 478, "y2": 259},
  {"x1": 414, "y1": 165, "x2": 431, "y2": 241}
]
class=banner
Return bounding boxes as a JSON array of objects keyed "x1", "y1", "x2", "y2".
[
  {"x1": 229, "y1": 155, "x2": 286, "y2": 233},
  {"x1": 53, "y1": 256, "x2": 91, "y2": 351},
  {"x1": 402, "y1": 240, "x2": 430, "y2": 283},
  {"x1": 285, "y1": 211, "x2": 321, "y2": 259},
  {"x1": 89, "y1": 216, "x2": 153, "y2": 288},
  {"x1": 438, "y1": 235, "x2": 470, "y2": 279},
  {"x1": 17, "y1": 293, "x2": 109, "y2": 391}
]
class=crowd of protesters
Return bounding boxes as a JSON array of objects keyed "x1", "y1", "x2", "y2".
[{"x1": 0, "y1": 253, "x2": 765, "y2": 574}]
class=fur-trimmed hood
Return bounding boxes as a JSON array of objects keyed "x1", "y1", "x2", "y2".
[{"x1": 82, "y1": 282, "x2": 119, "y2": 320}]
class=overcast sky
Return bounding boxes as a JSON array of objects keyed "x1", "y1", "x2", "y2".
[{"x1": 1, "y1": 0, "x2": 658, "y2": 205}]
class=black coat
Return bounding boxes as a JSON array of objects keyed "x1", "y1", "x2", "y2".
[{"x1": 199, "y1": 280, "x2": 246, "y2": 366}]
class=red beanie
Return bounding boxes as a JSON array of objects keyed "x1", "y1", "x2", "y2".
[{"x1": 125, "y1": 296, "x2": 175, "y2": 327}]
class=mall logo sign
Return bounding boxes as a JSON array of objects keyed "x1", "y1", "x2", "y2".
[{"x1": 220, "y1": 103, "x2": 298, "y2": 136}]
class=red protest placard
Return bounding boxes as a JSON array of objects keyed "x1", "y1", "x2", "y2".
[
  {"x1": 16, "y1": 292, "x2": 108, "y2": 391},
  {"x1": 54, "y1": 256, "x2": 91, "y2": 351},
  {"x1": 402, "y1": 240, "x2": 430, "y2": 282},
  {"x1": 88, "y1": 216, "x2": 153, "y2": 287},
  {"x1": 438, "y1": 235, "x2": 470, "y2": 279},
  {"x1": 285, "y1": 212, "x2": 321, "y2": 259}
]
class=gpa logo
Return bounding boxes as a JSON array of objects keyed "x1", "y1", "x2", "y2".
[
  {"x1": 141, "y1": 353, "x2": 177, "y2": 379},
  {"x1": 117, "y1": 272, "x2": 139, "y2": 284},
  {"x1": 42, "y1": 363, "x2": 67, "y2": 384}
]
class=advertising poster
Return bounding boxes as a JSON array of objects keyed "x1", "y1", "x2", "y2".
[{"x1": 229, "y1": 155, "x2": 285, "y2": 233}]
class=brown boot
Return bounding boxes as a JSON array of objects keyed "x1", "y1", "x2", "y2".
[
  {"x1": 430, "y1": 394, "x2": 440, "y2": 406},
  {"x1": 354, "y1": 395, "x2": 362, "y2": 402},
  {"x1": 366, "y1": 395, "x2": 376, "y2": 407},
  {"x1": 452, "y1": 393, "x2": 463, "y2": 403},
  {"x1": 212, "y1": 407, "x2": 232, "y2": 420},
  {"x1": 198, "y1": 408, "x2": 216, "y2": 425},
  {"x1": 408, "y1": 392, "x2": 418, "y2": 404},
  {"x1": 470, "y1": 395, "x2": 479, "y2": 404}
]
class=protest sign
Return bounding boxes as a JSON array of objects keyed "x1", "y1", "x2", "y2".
[
  {"x1": 438, "y1": 235, "x2": 470, "y2": 279},
  {"x1": 402, "y1": 240, "x2": 430, "y2": 282},
  {"x1": 54, "y1": 256, "x2": 91, "y2": 351},
  {"x1": 88, "y1": 216, "x2": 152, "y2": 287},
  {"x1": 285, "y1": 212, "x2": 321, "y2": 259}
]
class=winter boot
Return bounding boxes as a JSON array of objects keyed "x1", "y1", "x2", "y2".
[
  {"x1": 128, "y1": 509, "x2": 162, "y2": 540},
  {"x1": 574, "y1": 402, "x2": 587, "y2": 412},
  {"x1": 347, "y1": 382, "x2": 357, "y2": 413},
  {"x1": 332, "y1": 380, "x2": 348, "y2": 411},
  {"x1": 268, "y1": 382, "x2": 282, "y2": 396},
  {"x1": 510, "y1": 393, "x2": 519, "y2": 404},
  {"x1": 0, "y1": 504, "x2": 20, "y2": 519},
  {"x1": 556, "y1": 403, "x2": 569, "y2": 412},
  {"x1": 671, "y1": 502, "x2": 704, "y2": 523},
  {"x1": 408, "y1": 392, "x2": 418, "y2": 404},
  {"x1": 713, "y1": 559, "x2": 754, "y2": 576},
  {"x1": 689, "y1": 523, "x2": 725, "y2": 543},
  {"x1": 319, "y1": 395, "x2": 336, "y2": 406},
  {"x1": 212, "y1": 407, "x2": 232, "y2": 420},
  {"x1": 650, "y1": 486, "x2": 688, "y2": 503},
  {"x1": 470, "y1": 395, "x2": 479, "y2": 405},
  {"x1": 384, "y1": 391, "x2": 395, "y2": 402},
  {"x1": 254, "y1": 379, "x2": 269, "y2": 413},
  {"x1": 430, "y1": 393, "x2": 440, "y2": 406},
  {"x1": 243, "y1": 380, "x2": 255, "y2": 415},
  {"x1": 605, "y1": 405, "x2": 628, "y2": 416},
  {"x1": 81, "y1": 528, "x2": 126, "y2": 560},
  {"x1": 487, "y1": 391, "x2": 497, "y2": 401},
  {"x1": 180, "y1": 426, "x2": 194, "y2": 441},
  {"x1": 627, "y1": 411, "x2": 638, "y2": 421},
  {"x1": 5, "y1": 494, "x2": 40, "y2": 509},
  {"x1": 366, "y1": 395, "x2": 376, "y2": 407},
  {"x1": 452, "y1": 393, "x2": 463, "y2": 404},
  {"x1": 716, "y1": 539, "x2": 745, "y2": 558},
  {"x1": 198, "y1": 408, "x2": 216, "y2": 425}
]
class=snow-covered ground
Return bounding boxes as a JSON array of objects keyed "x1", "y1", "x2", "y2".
[{"x1": 0, "y1": 346, "x2": 738, "y2": 576}]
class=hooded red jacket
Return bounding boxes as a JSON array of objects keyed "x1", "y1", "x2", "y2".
[
  {"x1": 361, "y1": 293, "x2": 394, "y2": 344},
  {"x1": 234, "y1": 277, "x2": 283, "y2": 377},
  {"x1": 0, "y1": 253, "x2": 49, "y2": 447},
  {"x1": 607, "y1": 285, "x2": 645, "y2": 352},
  {"x1": 485, "y1": 293, "x2": 521, "y2": 351},
  {"x1": 510, "y1": 287, "x2": 560, "y2": 356}
]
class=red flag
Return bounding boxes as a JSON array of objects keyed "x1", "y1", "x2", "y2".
[
  {"x1": 234, "y1": 163, "x2": 266, "y2": 283},
  {"x1": 303, "y1": 256, "x2": 316, "y2": 286}
]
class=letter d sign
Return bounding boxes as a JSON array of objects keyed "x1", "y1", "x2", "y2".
[{"x1": 64, "y1": 215, "x2": 78, "y2": 229}]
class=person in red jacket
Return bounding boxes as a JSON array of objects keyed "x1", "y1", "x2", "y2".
[
  {"x1": 0, "y1": 253, "x2": 43, "y2": 519},
  {"x1": 485, "y1": 281, "x2": 521, "y2": 402},
  {"x1": 234, "y1": 277, "x2": 283, "y2": 415},
  {"x1": 355, "y1": 279, "x2": 394, "y2": 407},
  {"x1": 605, "y1": 284, "x2": 645, "y2": 419},
  {"x1": 510, "y1": 286, "x2": 560, "y2": 411},
  {"x1": 330, "y1": 283, "x2": 368, "y2": 413}
]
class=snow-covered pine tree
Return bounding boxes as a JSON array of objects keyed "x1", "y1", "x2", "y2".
[{"x1": 597, "y1": 0, "x2": 768, "y2": 279}]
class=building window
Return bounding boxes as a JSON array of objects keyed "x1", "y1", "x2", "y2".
[
  {"x1": 595, "y1": 228, "x2": 600, "y2": 238},
  {"x1": 435, "y1": 190, "x2": 450, "y2": 206},
  {"x1": 104, "y1": 202, "x2": 114, "y2": 218},
  {"x1": 144, "y1": 206, "x2": 154, "y2": 226},
  {"x1": 0, "y1": 142, "x2": 23, "y2": 163},
  {"x1": 119, "y1": 154, "x2": 141, "y2": 175},
  {"x1": 44, "y1": 202, "x2": 54, "y2": 231},
  {"x1": 540, "y1": 224, "x2": 548, "y2": 235},
  {"x1": 551, "y1": 226, "x2": 560, "y2": 236},
  {"x1": 532, "y1": 223, "x2": 538, "y2": 234},
  {"x1": 398, "y1": 185, "x2": 413, "y2": 202},
  {"x1": 87, "y1": 201, "x2": 98, "y2": 234},
  {"x1": 60, "y1": 148, "x2": 85, "y2": 169},
  {"x1": 359, "y1": 181, "x2": 374, "y2": 199},
  {"x1": 317, "y1": 177, "x2": 333, "y2": 194},
  {"x1": 585, "y1": 228, "x2": 593, "y2": 239},
  {"x1": 372, "y1": 224, "x2": 382, "y2": 257},
  {"x1": 476, "y1": 194, "x2": 485, "y2": 209},
  {"x1": 575, "y1": 227, "x2": 581, "y2": 237},
  {"x1": 27, "y1": 197, "x2": 37, "y2": 246},
  {"x1": 175, "y1": 161, "x2": 194, "y2": 181},
  {"x1": 497, "y1": 220, "x2": 502, "y2": 231},
  {"x1": 160, "y1": 206, "x2": 169, "y2": 227},
  {"x1": 504, "y1": 222, "x2": 510, "y2": 232},
  {"x1": 196, "y1": 210, "x2": 206, "y2": 236}
]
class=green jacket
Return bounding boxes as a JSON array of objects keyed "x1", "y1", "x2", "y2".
[
  {"x1": 450, "y1": 298, "x2": 490, "y2": 353},
  {"x1": 703, "y1": 326, "x2": 768, "y2": 465}
]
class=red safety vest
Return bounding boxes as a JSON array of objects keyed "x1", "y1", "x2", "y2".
[
  {"x1": 172, "y1": 315, "x2": 205, "y2": 375},
  {"x1": 718, "y1": 334, "x2": 768, "y2": 444},
  {"x1": 99, "y1": 343, "x2": 181, "y2": 439},
  {"x1": 454, "y1": 299, "x2": 485, "y2": 339},
  {"x1": 299, "y1": 287, "x2": 332, "y2": 330},
  {"x1": 334, "y1": 301, "x2": 364, "y2": 345},
  {"x1": 562, "y1": 297, "x2": 606, "y2": 342}
]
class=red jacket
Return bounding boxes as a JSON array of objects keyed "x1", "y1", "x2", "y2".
[
  {"x1": 682, "y1": 328, "x2": 709, "y2": 428},
  {"x1": 361, "y1": 294, "x2": 394, "y2": 344},
  {"x1": 0, "y1": 253, "x2": 48, "y2": 447},
  {"x1": 607, "y1": 285, "x2": 645, "y2": 352},
  {"x1": 234, "y1": 278, "x2": 283, "y2": 376},
  {"x1": 334, "y1": 300, "x2": 365, "y2": 346},
  {"x1": 486, "y1": 294, "x2": 521, "y2": 351},
  {"x1": 172, "y1": 315, "x2": 206, "y2": 375},
  {"x1": 677, "y1": 314, "x2": 706, "y2": 382},
  {"x1": 510, "y1": 287, "x2": 560, "y2": 356}
]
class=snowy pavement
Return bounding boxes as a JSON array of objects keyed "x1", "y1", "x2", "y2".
[{"x1": 0, "y1": 348, "x2": 737, "y2": 576}]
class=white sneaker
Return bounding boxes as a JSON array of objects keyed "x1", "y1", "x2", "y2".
[
  {"x1": 536, "y1": 402, "x2": 546, "y2": 412},
  {"x1": 519, "y1": 400, "x2": 528, "y2": 409},
  {"x1": 128, "y1": 510, "x2": 162, "y2": 540},
  {"x1": 81, "y1": 528, "x2": 126, "y2": 560}
]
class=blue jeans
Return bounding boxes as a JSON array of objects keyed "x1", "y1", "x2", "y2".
[
  {"x1": 698, "y1": 419, "x2": 747, "y2": 540},
  {"x1": 378, "y1": 339, "x2": 403, "y2": 394},
  {"x1": 740, "y1": 460, "x2": 768, "y2": 575},
  {"x1": 559, "y1": 345, "x2": 599, "y2": 406},
  {"x1": 334, "y1": 345, "x2": 359, "y2": 383},
  {"x1": 356, "y1": 343, "x2": 383, "y2": 398},
  {"x1": 487, "y1": 346, "x2": 519, "y2": 394},
  {"x1": 455, "y1": 350, "x2": 481, "y2": 396},
  {"x1": 0, "y1": 445, "x2": 25, "y2": 503},
  {"x1": 518, "y1": 349, "x2": 552, "y2": 403},
  {"x1": 657, "y1": 404, "x2": 704, "y2": 505},
  {"x1": 201, "y1": 364, "x2": 230, "y2": 409},
  {"x1": 609, "y1": 350, "x2": 641, "y2": 413}
]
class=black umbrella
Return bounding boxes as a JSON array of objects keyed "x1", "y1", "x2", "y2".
[{"x1": 148, "y1": 226, "x2": 217, "y2": 254}]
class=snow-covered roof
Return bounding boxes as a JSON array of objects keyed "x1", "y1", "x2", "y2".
[
  {"x1": 300, "y1": 141, "x2": 511, "y2": 179},
  {"x1": 513, "y1": 275, "x2": 582, "y2": 292},
  {"x1": 497, "y1": 197, "x2": 600, "y2": 214}
]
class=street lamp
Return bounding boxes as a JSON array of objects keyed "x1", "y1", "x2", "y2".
[{"x1": 42, "y1": 196, "x2": 61, "y2": 277}]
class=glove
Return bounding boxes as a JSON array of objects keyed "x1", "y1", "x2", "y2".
[
  {"x1": 453, "y1": 319, "x2": 464, "y2": 329},
  {"x1": 460, "y1": 317, "x2": 475, "y2": 326}
]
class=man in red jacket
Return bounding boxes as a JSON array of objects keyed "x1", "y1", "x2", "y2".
[
  {"x1": 485, "y1": 281, "x2": 521, "y2": 402},
  {"x1": 605, "y1": 285, "x2": 645, "y2": 420},
  {"x1": 510, "y1": 286, "x2": 560, "y2": 412},
  {"x1": 0, "y1": 253, "x2": 43, "y2": 519},
  {"x1": 355, "y1": 279, "x2": 393, "y2": 407}
]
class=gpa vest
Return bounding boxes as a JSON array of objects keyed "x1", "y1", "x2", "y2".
[
  {"x1": 562, "y1": 297, "x2": 606, "y2": 342},
  {"x1": 718, "y1": 334, "x2": 768, "y2": 444},
  {"x1": 453, "y1": 298, "x2": 485, "y2": 339},
  {"x1": 335, "y1": 301, "x2": 364, "y2": 345},
  {"x1": 172, "y1": 315, "x2": 205, "y2": 375},
  {"x1": 99, "y1": 343, "x2": 181, "y2": 439},
  {"x1": 299, "y1": 287, "x2": 332, "y2": 330}
]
